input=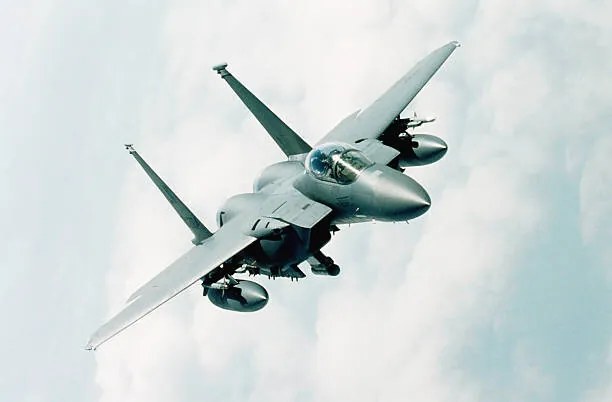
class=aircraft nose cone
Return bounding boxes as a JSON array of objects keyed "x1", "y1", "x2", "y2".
[
  {"x1": 362, "y1": 167, "x2": 431, "y2": 221},
  {"x1": 352, "y1": 165, "x2": 432, "y2": 222},
  {"x1": 391, "y1": 175, "x2": 431, "y2": 219}
]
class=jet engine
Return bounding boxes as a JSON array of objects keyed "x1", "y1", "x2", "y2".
[{"x1": 207, "y1": 280, "x2": 269, "y2": 312}]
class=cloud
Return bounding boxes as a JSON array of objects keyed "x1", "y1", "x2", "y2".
[
  {"x1": 90, "y1": 1, "x2": 612, "y2": 401},
  {"x1": 577, "y1": 134, "x2": 612, "y2": 402},
  {"x1": 5, "y1": 1, "x2": 611, "y2": 402},
  {"x1": 310, "y1": 156, "x2": 542, "y2": 401},
  {"x1": 580, "y1": 135, "x2": 612, "y2": 274}
]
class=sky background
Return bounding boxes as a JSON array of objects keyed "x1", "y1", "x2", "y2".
[{"x1": 1, "y1": 1, "x2": 611, "y2": 401}]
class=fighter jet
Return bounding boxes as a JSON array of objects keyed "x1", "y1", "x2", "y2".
[{"x1": 86, "y1": 41, "x2": 460, "y2": 350}]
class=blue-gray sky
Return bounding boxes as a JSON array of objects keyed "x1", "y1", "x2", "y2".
[{"x1": 1, "y1": 1, "x2": 611, "y2": 401}]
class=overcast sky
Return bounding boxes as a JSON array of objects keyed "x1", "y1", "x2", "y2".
[{"x1": 1, "y1": 1, "x2": 611, "y2": 401}]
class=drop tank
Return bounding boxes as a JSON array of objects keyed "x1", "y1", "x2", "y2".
[{"x1": 207, "y1": 280, "x2": 269, "y2": 312}]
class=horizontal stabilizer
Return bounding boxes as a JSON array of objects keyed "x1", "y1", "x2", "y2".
[
  {"x1": 125, "y1": 145, "x2": 212, "y2": 245},
  {"x1": 213, "y1": 64, "x2": 312, "y2": 157}
]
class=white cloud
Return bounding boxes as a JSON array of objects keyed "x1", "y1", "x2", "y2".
[
  {"x1": 580, "y1": 135, "x2": 612, "y2": 273},
  {"x1": 90, "y1": 1, "x2": 612, "y2": 401},
  {"x1": 584, "y1": 343, "x2": 612, "y2": 402},
  {"x1": 509, "y1": 343, "x2": 555, "y2": 400},
  {"x1": 576, "y1": 132, "x2": 612, "y2": 401},
  {"x1": 309, "y1": 156, "x2": 543, "y2": 401}
]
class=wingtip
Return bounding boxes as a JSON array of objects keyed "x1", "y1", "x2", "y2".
[
  {"x1": 450, "y1": 40, "x2": 461, "y2": 48},
  {"x1": 212, "y1": 63, "x2": 230, "y2": 77}
]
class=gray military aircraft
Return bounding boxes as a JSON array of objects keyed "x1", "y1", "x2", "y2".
[{"x1": 86, "y1": 41, "x2": 459, "y2": 350}]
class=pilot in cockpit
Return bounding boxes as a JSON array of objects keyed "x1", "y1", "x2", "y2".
[{"x1": 305, "y1": 143, "x2": 373, "y2": 185}]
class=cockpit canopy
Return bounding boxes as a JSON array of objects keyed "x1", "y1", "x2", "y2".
[{"x1": 304, "y1": 142, "x2": 374, "y2": 184}]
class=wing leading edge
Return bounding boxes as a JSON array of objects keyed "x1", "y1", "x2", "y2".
[
  {"x1": 86, "y1": 217, "x2": 256, "y2": 350},
  {"x1": 318, "y1": 41, "x2": 460, "y2": 145}
]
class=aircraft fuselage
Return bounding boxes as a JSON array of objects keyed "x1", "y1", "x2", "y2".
[{"x1": 216, "y1": 146, "x2": 431, "y2": 278}]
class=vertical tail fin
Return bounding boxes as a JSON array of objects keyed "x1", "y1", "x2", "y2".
[
  {"x1": 213, "y1": 63, "x2": 312, "y2": 157},
  {"x1": 125, "y1": 145, "x2": 212, "y2": 245}
]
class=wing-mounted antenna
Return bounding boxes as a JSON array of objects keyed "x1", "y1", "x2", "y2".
[
  {"x1": 124, "y1": 144, "x2": 212, "y2": 245},
  {"x1": 213, "y1": 63, "x2": 312, "y2": 157}
]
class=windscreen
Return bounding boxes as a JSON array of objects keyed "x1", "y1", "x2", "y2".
[{"x1": 305, "y1": 143, "x2": 373, "y2": 184}]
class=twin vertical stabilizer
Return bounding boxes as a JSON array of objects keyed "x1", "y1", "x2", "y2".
[
  {"x1": 124, "y1": 145, "x2": 212, "y2": 245},
  {"x1": 213, "y1": 64, "x2": 312, "y2": 157}
]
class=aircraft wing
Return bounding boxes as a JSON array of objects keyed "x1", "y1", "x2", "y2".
[
  {"x1": 318, "y1": 41, "x2": 459, "y2": 145},
  {"x1": 86, "y1": 217, "x2": 256, "y2": 350}
]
